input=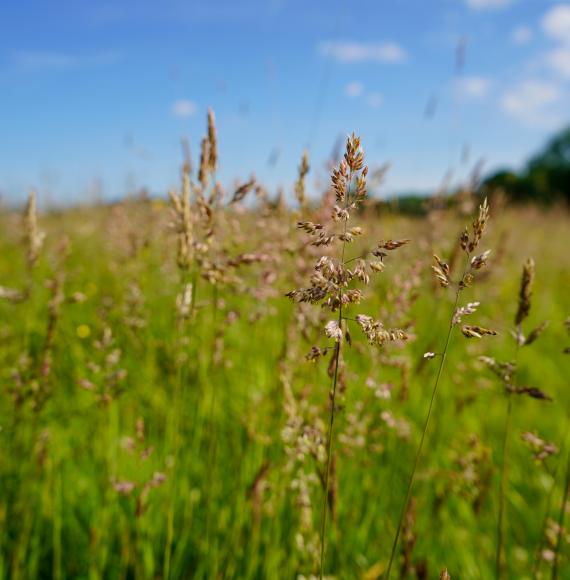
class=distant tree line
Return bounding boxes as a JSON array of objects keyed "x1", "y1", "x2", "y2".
[
  {"x1": 368, "y1": 126, "x2": 570, "y2": 216},
  {"x1": 483, "y1": 126, "x2": 570, "y2": 205}
]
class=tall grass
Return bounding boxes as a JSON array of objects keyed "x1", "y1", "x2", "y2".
[
  {"x1": 0, "y1": 115, "x2": 569, "y2": 578},
  {"x1": 385, "y1": 198, "x2": 495, "y2": 578}
]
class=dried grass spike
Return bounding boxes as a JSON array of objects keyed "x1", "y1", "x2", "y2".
[
  {"x1": 294, "y1": 150, "x2": 310, "y2": 208},
  {"x1": 207, "y1": 107, "x2": 218, "y2": 173},
  {"x1": 515, "y1": 258, "x2": 535, "y2": 326},
  {"x1": 24, "y1": 191, "x2": 45, "y2": 268},
  {"x1": 198, "y1": 136, "x2": 210, "y2": 189},
  {"x1": 469, "y1": 197, "x2": 489, "y2": 252},
  {"x1": 461, "y1": 325, "x2": 498, "y2": 339}
]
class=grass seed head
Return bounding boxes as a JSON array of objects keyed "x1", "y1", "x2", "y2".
[
  {"x1": 24, "y1": 191, "x2": 45, "y2": 268},
  {"x1": 294, "y1": 150, "x2": 310, "y2": 209},
  {"x1": 461, "y1": 325, "x2": 498, "y2": 339},
  {"x1": 207, "y1": 107, "x2": 218, "y2": 173},
  {"x1": 198, "y1": 136, "x2": 210, "y2": 189},
  {"x1": 468, "y1": 197, "x2": 489, "y2": 252},
  {"x1": 515, "y1": 258, "x2": 535, "y2": 326}
]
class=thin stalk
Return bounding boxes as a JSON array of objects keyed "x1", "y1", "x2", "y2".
[
  {"x1": 496, "y1": 340, "x2": 520, "y2": 579},
  {"x1": 163, "y1": 267, "x2": 192, "y2": 579},
  {"x1": 343, "y1": 250, "x2": 372, "y2": 265},
  {"x1": 319, "y1": 172, "x2": 352, "y2": 579},
  {"x1": 552, "y1": 444, "x2": 570, "y2": 579},
  {"x1": 205, "y1": 283, "x2": 220, "y2": 574},
  {"x1": 384, "y1": 258, "x2": 469, "y2": 579},
  {"x1": 318, "y1": 323, "x2": 342, "y2": 579},
  {"x1": 496, "y1": 393, "x2": 513, "y2": 579},
  {"x1": 532, "y1": 417, "x2": 570, "y2": 578}
]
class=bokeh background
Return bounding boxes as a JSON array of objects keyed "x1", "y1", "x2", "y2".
[{"x1": 1, "y1": 0, "x2": 570, "y2": 206}]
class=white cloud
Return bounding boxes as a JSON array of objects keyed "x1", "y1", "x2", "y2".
[
  {"x1": 512, "y1": 25, "x2": 532, "y2": 45},
  {"x1": 540, "y1": 5, "x2": 570, "y2": 81},
  {"x1": 500, "y1": 80, "x2": 564, "y2": 128},
  {"x1": 456, "y1": 76, "x2": 493, "y2": 98},
  {"x1": 466, "y1": 0, "x2": 512, "y2": 10},
  {"x1": 345, "y1": 81, "x2": 364, "y2": 98},
  {"x1": 319, "y1": 41, "x2": 407, "y2": 64},
  {"x1": 542, "y1": 4, "x2": 570, "y2": 44},
  {"x1": 545, "y1": 46, "x2": 570, "y2": 79},
  {"x1": 343, "y1": 82, "x2": 383, "y2": 106},
  {"x1": 367, "y1": 93, "x2": 384, "y2": 108},
  {"x1": 172, "y1": 99, "x2": 197, "y2": 118}
]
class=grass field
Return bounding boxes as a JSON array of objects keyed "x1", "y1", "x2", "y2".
[{"x1": 1, "y1": 135, "x2": 569, "y2": 579}]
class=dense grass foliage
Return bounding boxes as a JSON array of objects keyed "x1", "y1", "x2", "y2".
[{"x1": 0, "y1": 185, "x2": 569, "y2": 579}]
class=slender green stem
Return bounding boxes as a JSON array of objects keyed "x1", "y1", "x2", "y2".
[
  {"x1": 552, "y1": 444, "x2": 570, "y2": 579},
  {"x1": 496, "y1": 394, "x2": 513, "y2": 579},
  {"x1": 343, "y1": 250, "x2": 371, "y2": 265},
  {"x1": 163, "y1": 267, "x2": 192, "y2": 579},
  {"x1": 532, "y1": 417, "x2": 570, "y2": 578},
  {"x1": 496, "y1": 340, "x2": 520, "y2": 579},
  {"x1": 319, "y1": 323, "x2": 342, "y2": 580},
  {"x1": 384, "y1": 257, "x2": 468, "y2": 579},
  {"x1": 205, "y1": 283, "x2": 220, "y2": 572},
  {"x1": 319, "y1": 172, "x2": 352, "y2": 579}
]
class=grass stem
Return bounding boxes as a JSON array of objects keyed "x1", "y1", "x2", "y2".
[
  {"x1": 384, "y1": 258, "x2": 468, "y2": 579},
  {"x1": 319, "y1": 170, "x2": 352, "y2": 579},
  {"x1": 552, "y1": 443, "x2": 570, "y2": 579},
  {"x1": 496, "y1": 393, "x2": 513, "y2": 579}
]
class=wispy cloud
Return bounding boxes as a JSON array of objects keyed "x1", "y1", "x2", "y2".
[
  {"x1": 456, "y1": 76, "x2": 493, "y2": 98},
  {"x1": 319, "y1": 41, "x2": 407, "y2": 64},
  {"x1": 500, "y1": 79, "x2": 564, "y2": 128},
  {"x1": 541, "y1": 4, "x2": 570, "y2": 44},
  {"x1": 540, "y1": 5, "x2": 570, "y2": 81},
  {"x1": 466, "y1": 0, "x2": 513, "y2": 10},
  {"x1": 342, "y1": 81, "x2": 383, "y2": 108},
  {"x1": 499, "y1": 5, "x2": 570, "y2": 130},
  {"x1": 345, "y1": 81, "x2": 364, "y2": 98},
  {"x1": 172, "y1": 99, "x2": 197, "y2": 118},
  {"x1": 544, "y1": 46, "x2": 570, "y2": 80},
  {"x1": 512, "y1": 25, "x2": 532, "y2": 46},
  {"x1": 366, "y1": 93, "x2": 384, "y2": 108},
  {"x1": 13, "y1": 50, "x2": 122, "y2": 70}
]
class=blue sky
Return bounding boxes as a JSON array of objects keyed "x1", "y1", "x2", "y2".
[{"x1": 1, "y1": 0, "x2": 570, "y2": 205}]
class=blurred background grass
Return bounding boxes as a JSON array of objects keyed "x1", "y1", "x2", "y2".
[{"x1": 0, "y1": 199, "x2": 568, "y2": 579}]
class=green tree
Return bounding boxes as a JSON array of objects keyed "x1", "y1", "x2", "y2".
[
  {"x1": 526, "y1": 127, "x2": 570, "y2": 203},
  {"x1": 483, "y1": 126, "x2": 570, "y2": 204}
]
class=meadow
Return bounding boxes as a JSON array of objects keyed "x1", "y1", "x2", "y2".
[{"x1": 1, "y1": 118, "x2": 569, "y2": 579}]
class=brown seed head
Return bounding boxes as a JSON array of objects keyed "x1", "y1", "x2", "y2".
[
  {"x1": 294, "y1": 150, "x2": 310, "y2": 208},
  {"x1": 378, "y1": 239, "x2": 411, "y2": 251},
  {"x1": 432, "y1": 254, "x2": 451, "y2": 288},
  {"x1": 24, "y1": 190, "x2": 45, "y2": 267},
  {"x1": 169, "y1": 166, "x2": 194, "y2": 271},
  {"x1": 468, "y1": 197, "x2": 489, "y2": 252},
  {"x1": 207, "y1": 107, "x2": 218, "y2": 173},
  {"x1": 460, "y1": 228, "x2": 469, "y2": 251},
  {"x1": 461, "y1": 325, "x2": 498, "y2": 339},
  {"x1": 198, "y1": 136, "x2": 210, "y2": 189},
  {"x1": 515, "y1": 258, "x2": 535, "y2": 326},
  {"x1": 344, "y1": 133, "x2": 364, "y2": 172},
  {"x1": 231, "y1": 177, "x2": 256, "y2": 204}
]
